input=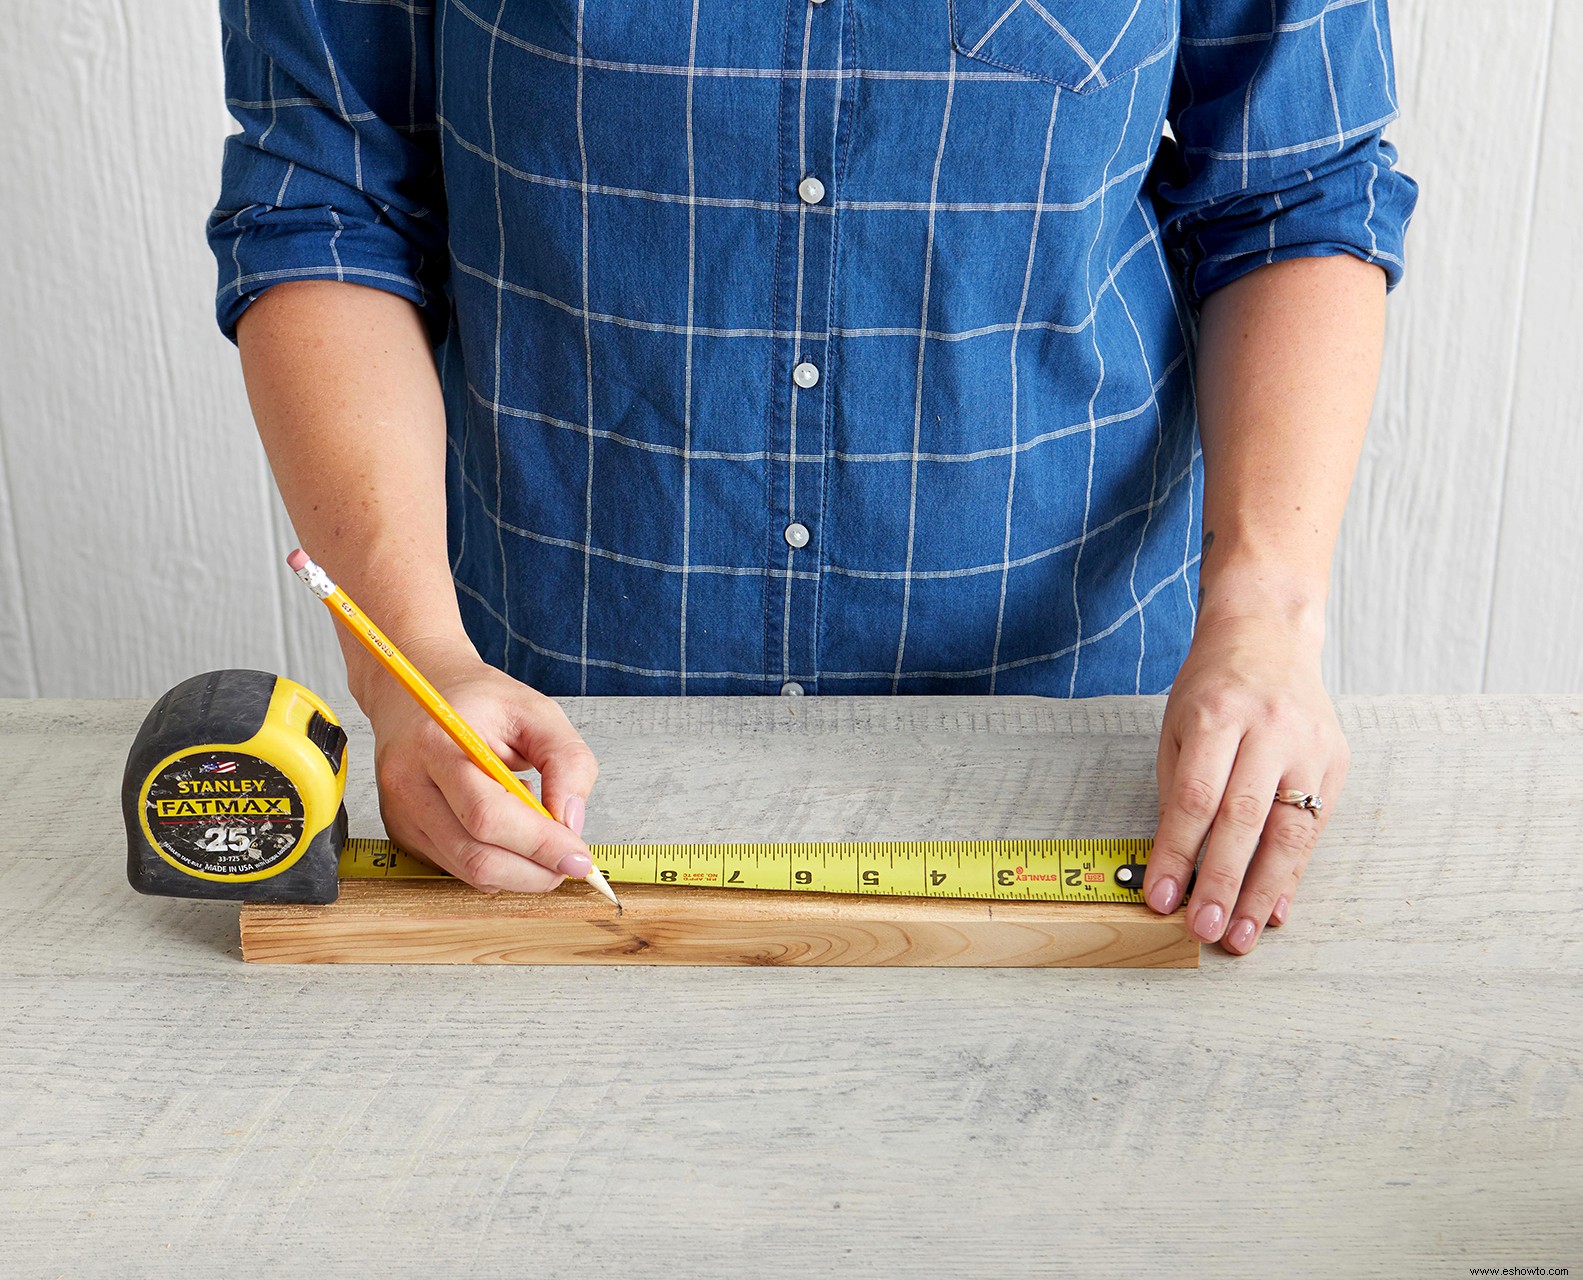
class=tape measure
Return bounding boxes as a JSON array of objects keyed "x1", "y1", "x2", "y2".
[
  {"x1": 123, "y1": 670, "x2": 1159, "y2": 907},
  {"x1": 341, "y1": 836, "x2": 1156, "y2": 903},
  {"x1": 124, "y1": 670, "x2": 349, "y2": 904}
]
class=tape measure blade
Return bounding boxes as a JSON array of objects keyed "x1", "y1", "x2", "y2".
[
  {"x1": 339, "y1": 837, "x2": 1154, "y2": 902},
  {"x1": 338, "y1": 837, "x2": 446, "y2": 879}
]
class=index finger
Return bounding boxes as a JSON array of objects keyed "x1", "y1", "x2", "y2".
[{"x1": 1146, "y1": 727, "x2": 1240, "y2": 916}]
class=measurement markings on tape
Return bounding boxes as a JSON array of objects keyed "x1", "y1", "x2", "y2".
[{"x1": 340, "y1": 837, "x2": 1155, "y2": 903}]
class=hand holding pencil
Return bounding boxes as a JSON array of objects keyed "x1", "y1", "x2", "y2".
[{"x1": 288, "y1": 549, "x2": 619, "y2": 906}]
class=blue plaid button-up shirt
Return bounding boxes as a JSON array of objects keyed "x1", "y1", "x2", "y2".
[{"x1": 209, "y1": 0, "x2": 1416, "y2": 697}]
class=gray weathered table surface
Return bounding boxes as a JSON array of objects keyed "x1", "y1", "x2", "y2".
[{"x1": 1, "y1": 694, "x2": 1579, "y2": 1278}]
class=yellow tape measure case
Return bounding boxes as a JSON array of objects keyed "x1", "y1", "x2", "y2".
[{"x1": 124, "y1": 670, "x2": 350, "y2": 904}]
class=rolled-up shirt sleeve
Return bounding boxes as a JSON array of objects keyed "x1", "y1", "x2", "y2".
[
  {"x1": 206, "y1": 0, "x2": 448, "y2": 343},
  {"x1": 1149, "y1": 0, "x2": 1418, "y2": 304}
]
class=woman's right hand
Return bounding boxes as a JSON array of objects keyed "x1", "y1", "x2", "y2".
[
  {"x1": 236, "y1": 283, "x2": 592, "y2": 890},
  {"x1": 356, "y1": 641, "x2": 600, "y2": 893}
]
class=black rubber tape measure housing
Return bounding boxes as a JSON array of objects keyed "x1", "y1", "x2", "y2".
[{"x1": 123, "y1": 669, "x2": 347, "y2": 904}]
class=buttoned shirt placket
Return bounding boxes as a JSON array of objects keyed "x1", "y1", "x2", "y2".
[{"x1": 765, "y1": 0, "x2": 844, "y2": 697}]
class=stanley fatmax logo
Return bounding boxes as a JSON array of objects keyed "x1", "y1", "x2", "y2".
[
  {"x1": 152, "y1": 776, "x2": 291, "y2": 818},
  {"x1": 153, "y1": 796, "x2": 292, "y2": 818}
]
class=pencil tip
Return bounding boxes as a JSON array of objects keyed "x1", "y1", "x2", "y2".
[{"x1": 585, "y1": 865, "x2": 621, "y2": 909}]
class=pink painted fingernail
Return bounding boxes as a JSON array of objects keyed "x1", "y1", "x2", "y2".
[
  {"x1": 562, "y1": 794, "x2": 586, "y2": 837},
  {"x1": 1271, "y1": 896, "x2": 1290, "y2": 926},
  {"x1": 1147, "y1": 876, "x2": 1181, "y2": 914},
  {"x1": 1191, "y1": 902, "x2": 1224, "y2": 941},
  {"x1": 556, "y1": 851, "x2": 593, "y2": 878},
  {"x1": 1226, "y1": 917, "x2": 1256, "y2": 952}
]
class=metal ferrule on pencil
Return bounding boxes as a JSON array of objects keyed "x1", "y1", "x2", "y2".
[{"x1": 291, "y1": 556, "x2": 337, "y2": 600}]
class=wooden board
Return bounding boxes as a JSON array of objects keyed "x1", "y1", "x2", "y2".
[{"x1": 240, "y1": 879, "x2": 1198, "y2": 967}]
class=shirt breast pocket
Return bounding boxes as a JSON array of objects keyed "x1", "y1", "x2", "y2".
[{"x1": 950, "y1": 0, "x2": 1173, "y2": 93}]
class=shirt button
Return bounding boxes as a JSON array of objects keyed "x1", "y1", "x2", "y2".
[
  {"x1": 797, "y1": 175, "x2": 826, "y2": 205},
  {"x1": 781, "y1": 681, "x2": 806, "y2": 696},
  {"x1": 793, "y1": 361, "x2": 820, "y2": 389},
  {"x1": 784, "y1": 521, "x2": 810, "y2": 548},
  {"x1": 810, "y1": 0, "x2": 827, "y2": 6}
]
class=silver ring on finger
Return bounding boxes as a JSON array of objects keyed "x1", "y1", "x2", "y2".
[{"x1": 1273, "y1": 787, "x2": 1323, "y2": 819}]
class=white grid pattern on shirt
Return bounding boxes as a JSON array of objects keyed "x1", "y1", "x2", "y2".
[
  {"x1": 453, "y1": 553, "x2": 1201, "y2": 687},
  {"x1": 485, "y1": 0, "x2": 511, "y2": 669},
  {"x1": 968, "y1": 1, "x2": 1022, "y2": 58},
  {"x1": 891, "y1": 51, "x2": 959, "y2": 692},
  {"x1": 1085, "y1": 0, "x2": 1149, "y2": 90},
  {"x1": 1369, "y1": 0, "x2": 1396, "y2": 113},
  {"x1": 575, "y1": 0, "x2": 596, "y2": 696},
  {"x1": 989, "y1": 83, "x2": 1061, "y2": 694},
  {"x1": 1187, "y1": 111, "x2": 1396, "y2": 163},
  {"x1": 438, "y1": 0, "x2": 468, "y2": 585},
  {"x1": 308, "y1": 0, "x2": 363, "y2": 191},
  {"x1": 1020, "y1": 0, "x2": 1103, "y2": 82},
  {"x1": 1318, "y1": 7, "x2": 1346, "y2": 154},
  {"x1": 1136, "y1": 195, "x2": 1203, "y2": 634},
  {"x1": 461, "y1": 350, "x2": 1187, "y2": 467},
  {"x1": 1105, "y1": 80, "x2": 1176, "y2": 693},
  {"x1": 433, "y1": 108, "x2": 1159, "y2": 215},
  {"x1": 444, "y1": 219, "x2": 1159, "y2": 342},
  {"x1": 1181, "y1": 0, "x2": 1371, "y2": 47},
  {"x1": 1069, "y1": 68, "x2": 1144, "y2": 698},
  {"x1": 448, "y1": 421, "x2": 1199, "y2": 586},
  {"x1": 445, "y1": 0, "x2": 1150, "y2": 85},
  {"x1": 336, "y1": 0, "x2": 432, "y2": 13},
  {"x1": 678, "y1": 0, "x2": 702, "y2": 694},
  {"x1": 1115, "y1": 224, "x2": 1171, "y2": 694},
  {"x1": 783, "y1": 2, "x2": 817, "y2": 686}
]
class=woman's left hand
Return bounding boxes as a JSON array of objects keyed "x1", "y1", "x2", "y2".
[{"x1": 1142, "y1": 609, "x2": 1349, "y2": 955}]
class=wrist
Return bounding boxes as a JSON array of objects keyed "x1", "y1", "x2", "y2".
[
  {"x1": 340, "y1": 622, "x2": 481, "y2": 716},
  {"x1": 1195, "y1": 544, "x2": 1328, "y2": 648}
]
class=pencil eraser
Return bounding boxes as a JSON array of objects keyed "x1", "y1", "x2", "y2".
[{"x1": 286, "y1": 549, "x2": 309, "y2": 572}]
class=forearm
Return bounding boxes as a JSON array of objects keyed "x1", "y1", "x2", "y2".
[
  {"x1": 1192, "y1": 253, "x2": 1388, "y2": 646},
  {"x1": 235, "y1": 280, "x2": 469, "y2": 707}
]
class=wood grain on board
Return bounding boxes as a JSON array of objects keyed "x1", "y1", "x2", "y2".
[{"x1": 239, "y1": 880, "x2": 1199, "y2": 968}]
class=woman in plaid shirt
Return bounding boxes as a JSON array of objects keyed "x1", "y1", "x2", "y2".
[{"x1": 212, "y1": 0, "x2": 1415, "y2": 956}]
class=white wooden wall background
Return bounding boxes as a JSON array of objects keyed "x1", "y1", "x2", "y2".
[{"x1": 0, "y1": 0, "x2": 1578, "y2": 700}]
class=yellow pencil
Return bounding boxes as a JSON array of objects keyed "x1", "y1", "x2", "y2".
[{"x1": 286, "y1": 548, "x2": 619, "y2": 907}]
